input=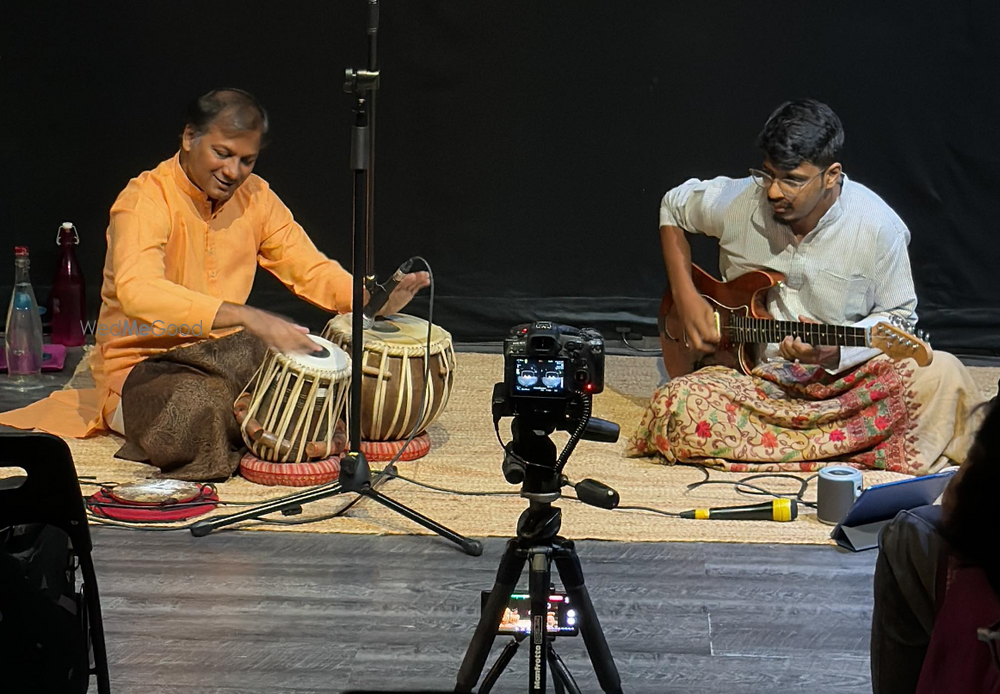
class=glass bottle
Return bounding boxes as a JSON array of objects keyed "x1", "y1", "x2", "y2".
[
  {"x1": 50, "y1": 222, "x2": 86, "y2": 346},
  {"x1": 5, "y1": 246, "x2": 45, "y2": 389}
]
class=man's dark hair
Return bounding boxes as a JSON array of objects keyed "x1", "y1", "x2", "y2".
[
  {"x1": 756, "y1": 98, "x2": 844, "y2": 170},
  {"x1": 184, "y1": 88, "x2": 269, "y2": 140}
]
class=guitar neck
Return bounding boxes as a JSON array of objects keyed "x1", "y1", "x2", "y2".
[{"x1": 726, "y1": 316, "x2": 869, "y2": 347}]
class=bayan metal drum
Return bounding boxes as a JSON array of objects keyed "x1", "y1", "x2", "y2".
[{"x1": 323, "y1": 313, "x2": 455, "y2": 458}]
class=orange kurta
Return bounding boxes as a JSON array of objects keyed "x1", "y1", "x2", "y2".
[{"x1": 0, "y1": 153, "x2": 353, "y2": 437}]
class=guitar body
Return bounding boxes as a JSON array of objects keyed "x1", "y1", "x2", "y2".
[{"x1": 659, "y1": 265, "x2": 784, "y2": 379}]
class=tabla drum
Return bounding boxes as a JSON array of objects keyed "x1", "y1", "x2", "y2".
[
  {"x1": 235, "y1": 335, "x2": 352, "y2": 465},
  {"x1": 322, "y1": 313, "x2": 456, "y2": 447}
]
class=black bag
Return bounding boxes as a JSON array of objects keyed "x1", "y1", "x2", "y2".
[{"x1": 0, "y1": 524, "x2": 90, "y2": 693}]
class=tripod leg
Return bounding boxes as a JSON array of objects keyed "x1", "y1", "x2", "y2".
[
  {"x1": 528, "y1": 549, "x2": 552, "y2": 693},
  {"x1": 189, "y1": 481, "x2": 344, "y2": 536},
  {"x1": 548, "y1": 644, "x2": 581, "y2": 694},
  {"x1": 479, "y1": 636, "x2": 522, "y2": 694},
  {"x1": 361, "y1": 487, "x2": 482, "y2": 556},
  {"x1": 553, "y1": 540, "x2": 623, "y2": 694},
  {"x1": 456, "y1": 540, "x2": 527, "y2": 692},
  {"x1": 551, "y1": 659, "x2": 566, "y2": 694}
]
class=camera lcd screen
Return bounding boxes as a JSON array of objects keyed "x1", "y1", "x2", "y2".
[
  {"x1": 512, "y1": 358, "x2": 565, "y2": 396},
  {"x1": 481, "y1": 591, "x2": 579, "y2": 636}
]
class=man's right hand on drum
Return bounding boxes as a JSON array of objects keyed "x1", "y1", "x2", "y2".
[
  {"x1": 214, "y1": 268, "x2": 431, "y2": 356},
  {"x1": 215, "y1": 302, "x2": 320, "y2": 355}
]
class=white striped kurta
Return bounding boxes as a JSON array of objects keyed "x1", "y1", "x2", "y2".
[{"x1": 659, "y1": 175, "x2": 918, "y2": 373}]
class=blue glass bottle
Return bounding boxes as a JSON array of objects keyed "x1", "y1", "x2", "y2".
[{"x1": 5, "y1": 246, "x2": 44, "y2": 390}]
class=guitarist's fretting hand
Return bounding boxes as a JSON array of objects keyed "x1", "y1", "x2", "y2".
[
  {"x1": 677, "y1": 290, "x2": 720, "y2": 353},
  {"x1": 779, "y1": 315, "x2": 840, "y2": 368}
]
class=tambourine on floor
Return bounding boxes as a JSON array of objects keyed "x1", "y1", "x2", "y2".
[
  {"x1": 234, "y1": 315, "x2": 456, "y2": 487},
  {"x1": 87, "y1": 479, "x2": 219, "y2": 522}
]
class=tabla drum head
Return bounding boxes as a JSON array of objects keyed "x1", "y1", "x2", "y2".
[
  {"x1": 107, "y1": 479, "x2": 205, "y2": 505},
  {"x1": 329, "y1": 313, "x2": 451, "y2": 350},
  {"x1": 279, "y1": 334, "x2": 350, "y2": 373}
]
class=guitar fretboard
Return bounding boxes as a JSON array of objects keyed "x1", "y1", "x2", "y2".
[{"x1": 726, "y1": 316, "x2": 869, "y2": 347}]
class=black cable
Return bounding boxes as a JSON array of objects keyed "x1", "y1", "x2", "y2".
[
  {"x1": 613, "y1": 504, "x2": 681, "y2": 518},
  {"x1": 620, "y1": 335, "x2": 661, "y2": 354},
  {"x1": 687, "y1": 472, "x2": 819, "y2": 508},
  {"x1": 554, "y1": 394, "x2": 590, "y2": 476},
  {"x1": 378, "y1": 469, "x2": 520, "y2": 497}
]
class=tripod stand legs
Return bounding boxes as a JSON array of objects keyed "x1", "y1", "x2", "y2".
[
  {"x1": 552, "y1": 540, "x2": 622, "y2": 694},
  {"x1": 457, "y1": 539, "x2": 526, "y2": 691},
  {"x1": 191, "y1": 451, "x2": 481, "y2": 556},
  {"x1": 478, "y1": 637, "x2": 582, "y2": 694},
  {"x1": 455, "y1": 537, "x2": 622, "y2": 693},
  {"x1": 360, "y1": 486, "x2": 482, "y2": 555}
]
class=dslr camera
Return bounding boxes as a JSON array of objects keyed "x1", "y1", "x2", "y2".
[
  {"x1": 495, "y1": 321, "x2": 605, "y2": 426},
  {"x1": 493, "y1": 322, "x2": 618, "y2": 495}
]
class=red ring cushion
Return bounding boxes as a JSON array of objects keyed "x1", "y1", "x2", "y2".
[
  {"x1": 239, "y1": 453, "x2": 343, "y2": 487},
  {"x1": 360, "y1": 433, "x2": 432, "y2": 462}
]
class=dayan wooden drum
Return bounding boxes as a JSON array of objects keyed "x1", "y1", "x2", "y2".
[
  {"x1": 235, "y1": 335, "x2": 351, "y2": 465},
  {"x1": 322, "y1": 313, "x2": 456, "y2": 445}
]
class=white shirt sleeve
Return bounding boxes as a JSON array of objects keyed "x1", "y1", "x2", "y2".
[{"x1": 659, "y1": 177, "x2": 736, "y2": 238}]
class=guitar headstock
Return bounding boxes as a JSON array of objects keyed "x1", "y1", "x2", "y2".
[{"x1": 870, "y1": 322, "x2": 933, "y2": 366}]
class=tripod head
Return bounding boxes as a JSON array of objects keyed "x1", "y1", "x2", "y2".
[{"x1": 494, "y1": 385, "x2": 621, "y2": 517}]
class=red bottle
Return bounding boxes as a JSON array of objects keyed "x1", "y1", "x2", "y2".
[{"x1": 50, "y1": 222, "x2": 86, "y2": 346}]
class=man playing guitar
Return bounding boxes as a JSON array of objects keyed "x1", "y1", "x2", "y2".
[{"x1": 628, "y1": 99, "x2": 984, "y2": 475}]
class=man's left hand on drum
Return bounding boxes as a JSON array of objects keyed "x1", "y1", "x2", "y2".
[{"x1": 374, "y1": 271, "x2": 431, "y2": 318}]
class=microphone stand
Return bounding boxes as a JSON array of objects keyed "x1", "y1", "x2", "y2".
[
  {"x1": 365, "y1": 0, "x2": 377, "y2": 277},
  {"x1": 191, "y1": 0, "x2": 481, "y2": 557}
]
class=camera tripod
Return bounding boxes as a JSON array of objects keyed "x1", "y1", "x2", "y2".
[{"x1": 456, "y1": 418, "x2": 624, "y2": 693}]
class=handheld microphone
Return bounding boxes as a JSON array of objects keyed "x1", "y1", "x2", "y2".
[
  {"x1": 679, "y1": 499, "x2": 798, "y2": 522},
  {"x1": 362, "y1": 257, "x2": 415, "y2": 328}
]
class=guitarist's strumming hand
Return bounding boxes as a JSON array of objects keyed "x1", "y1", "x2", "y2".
[
  {"x1": 779, "y1": 315, "x2": 840, "y2": 368},
  {"x1": 677, "y1": 289, "x2": 720, "y2": 354}
]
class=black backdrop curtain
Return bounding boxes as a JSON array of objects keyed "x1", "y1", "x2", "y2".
[{"x1": 2, "y1": 1, "x2": 997, "y2": 354}]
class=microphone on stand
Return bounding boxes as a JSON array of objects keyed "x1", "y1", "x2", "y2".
[
  {"x1": 679, "y1": 499, "x2": 798, "y2": 521},
  {"x1": 362, "y1": 257, "x2": 415, "y2": 328}
]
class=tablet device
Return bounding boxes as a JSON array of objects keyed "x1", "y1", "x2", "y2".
[{"x1": 831, "y1": 469, "x2": 956, "y2": 552}]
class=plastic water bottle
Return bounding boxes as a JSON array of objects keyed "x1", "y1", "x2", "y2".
[
  {"x1": 50, "y1": 222, "x2": 86, "y2": 346},
  {"x1": 5, "y1": 246, "x2": 45, "y2": 389}
]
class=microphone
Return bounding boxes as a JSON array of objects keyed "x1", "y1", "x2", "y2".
[
  {"x1": 362, "y1": 257, "x2": 415, "y2": 328},
  {"x1": 679, "y1": 499, "x2": 798, "y2": 522}
]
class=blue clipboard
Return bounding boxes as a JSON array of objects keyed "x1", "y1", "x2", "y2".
[{"x1": 831, "y1": 469, "x2": 956, "y2": 552}]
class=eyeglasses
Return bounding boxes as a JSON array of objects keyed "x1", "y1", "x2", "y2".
[{"x1": 749, "y1": 167, "x2": 829, "y2": 200}]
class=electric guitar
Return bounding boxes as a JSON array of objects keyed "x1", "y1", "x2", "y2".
[{"x1": 658, "y1": 264, "x2": 933, "y2": 378}]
